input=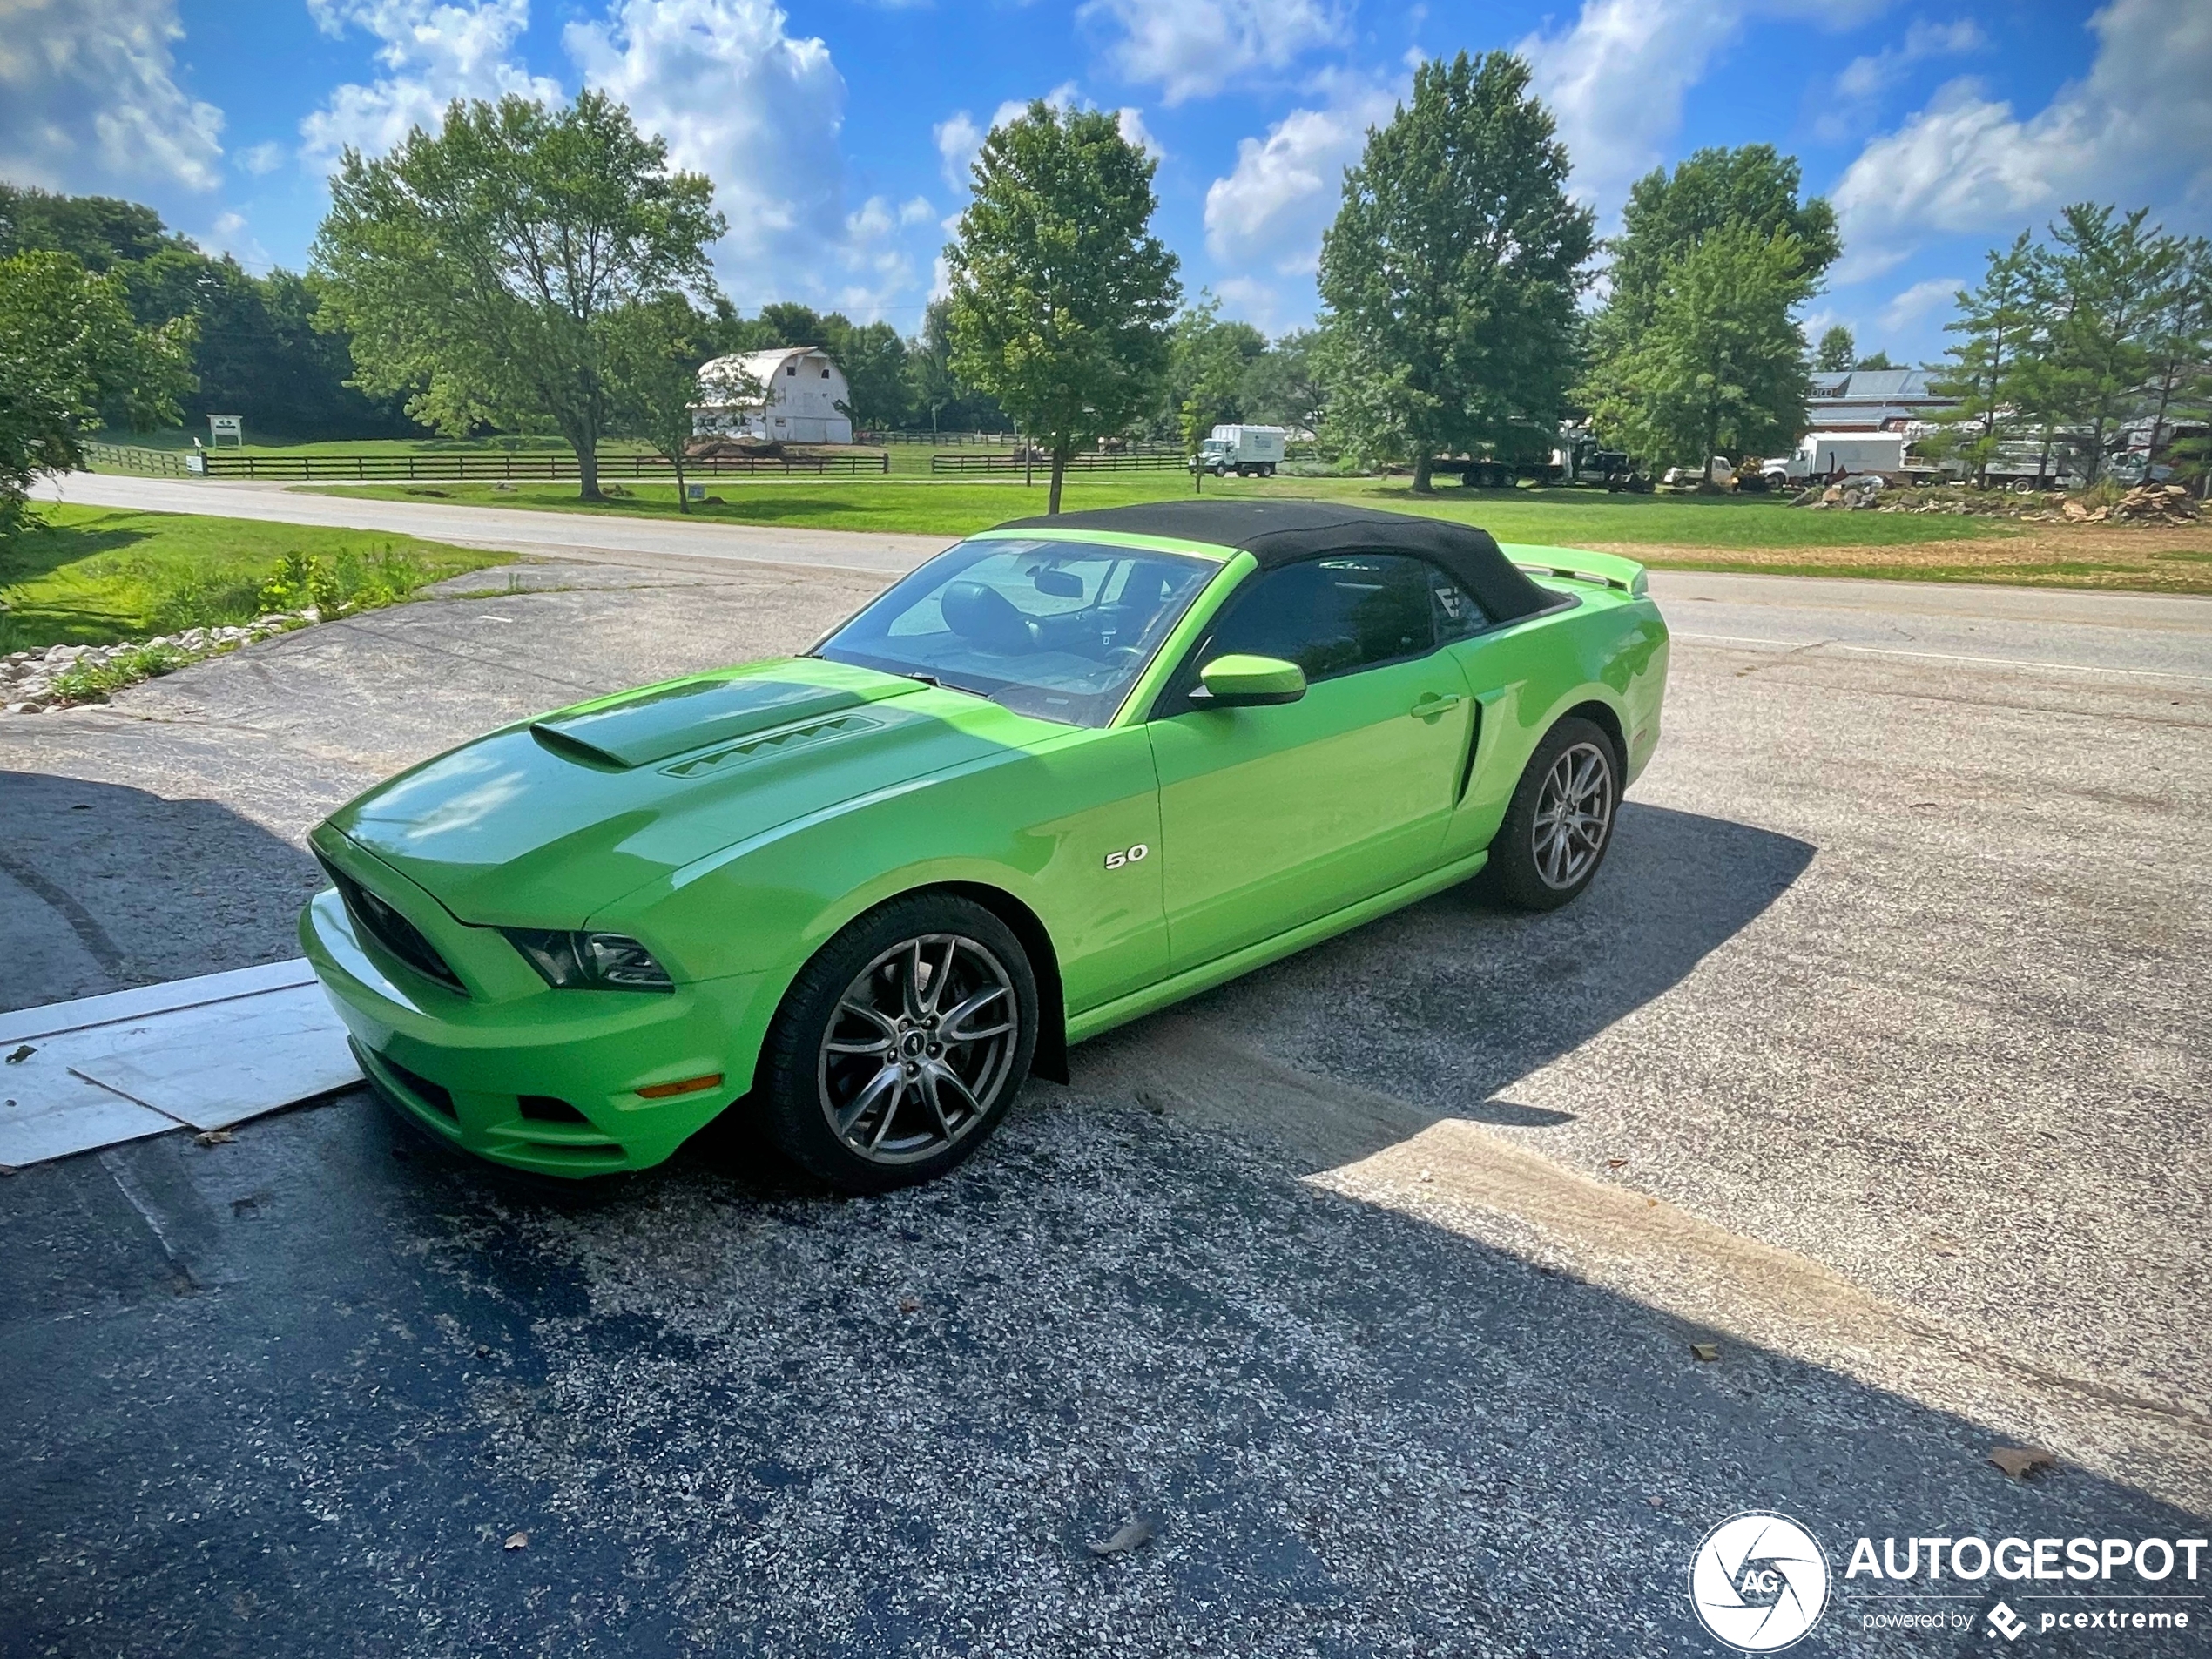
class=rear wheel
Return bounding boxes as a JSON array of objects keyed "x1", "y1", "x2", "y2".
[
  {"x1": 1483, "y1": 717, "x2": 1622, "y2": 911},
  {"x1": 759, "y1": 894, "x2": 1038, "y2": 1192}
]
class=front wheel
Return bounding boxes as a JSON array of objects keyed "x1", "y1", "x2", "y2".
[
  {"x1": 757, "y1": 894, "x2": 1038, "y2": 1192},
  {"x1": 1483, "y1": 717, "x2": 1622, "y2": 911}
]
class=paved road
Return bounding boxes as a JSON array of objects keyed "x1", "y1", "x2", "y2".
[
  {"x1": 2, "y1": 540, "x2": 2207, "y2": 1655},
  {"x1": 36, "y1": 469, "x2": 954, "y2": 577}
]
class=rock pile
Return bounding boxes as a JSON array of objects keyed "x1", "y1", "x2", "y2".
[
  {"x1": 1, "y1": 608, "x2": 320, "y2": 715},
  {"x1": 1791, "y1": 478, "x2": 2206, "y2": 523},
  {"x1": 1800, "y1": 476, "x2": 1887, "y2": 510}
]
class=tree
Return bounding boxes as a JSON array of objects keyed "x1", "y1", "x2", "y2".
[
  {"x1": 605, "y1": 294, "x2": 749, "y2": 512},
  {"x1": 2136, "y1": 238, "x2": 2211, "y2": 484},
  {"x1": 1816, "y1": 326, "x2": 1856, "y2": 372},
  {"x1": 1598, "y1": 145, "x2": 1839, "y2": 341},
  {"x1": 1317, "y1": 51, "x2": 1595, "y2": 491},
  {"x1": 905, "y1": 299, "x2": 1009, "y2": 435},
  {"x1": 0, "y1": 251, "x2": 193, "y2": 539},
  {"x1": 1581, "y1": 151, "x2": 1833, "y2": 470},
  {"x1": 820, "y1": 317, "x2": 912, "y2": 433},
  {"x1": 1923, "y1": 233, "x2": 2040, "y2": 486},
  {"x1": 1853, "y1": 350, "x2": 1898, "y2": 370},
  {"x1": 2039, "y1": 204, "x2": 2188, "y2": 480},
  {"x1": 1239, "y1": 327, "x2": 1326, "y2": 435},
  {"x1": 0, "y1": 184, "x2": 185, "y2": 270},
  {"x1": 314, "y1": 91, "x2": 725, "y2": 500},
  {"x1": 944, "y1": 99, "x2": 1181, "y2": 512},
  {"x1": 1590, "y1": 222, "x2": 1816, "y2": 471},
  {"x1": 1160, "y1": 294, "x2": 1267, "y2": 434}
]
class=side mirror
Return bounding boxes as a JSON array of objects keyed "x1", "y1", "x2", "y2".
[{"x1": 1197, "y1": 654, "x2": 1306, "y2": 707}]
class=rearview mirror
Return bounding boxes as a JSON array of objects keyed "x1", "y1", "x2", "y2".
[
  {"x1": 1197, "y1": 654, "x2": 1306, "y2": 707},
  {"x1": 1032, "y1": 568, "x2": 1083, "y2": 598}
]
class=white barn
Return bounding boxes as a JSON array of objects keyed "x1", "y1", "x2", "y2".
[{"x1": 692, "y1": 347, "x2": 853, "y2": 444}]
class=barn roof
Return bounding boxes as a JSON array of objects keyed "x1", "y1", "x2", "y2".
[
  {"x1": 991, "y1": 500, "x2": 1554, "y2": 621},
  {"x1": 697, "y1": 347, "x2": 841, "y2": 401}
]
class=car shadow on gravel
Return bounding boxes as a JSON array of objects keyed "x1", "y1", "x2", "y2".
[{"x1": 1069, "y1": 801, "x2": 1817, "y2": 1169}]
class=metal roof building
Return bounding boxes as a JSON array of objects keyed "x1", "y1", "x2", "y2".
[{"x1": 1805, "y1": 368, "x2": 1956, "y2": 432}]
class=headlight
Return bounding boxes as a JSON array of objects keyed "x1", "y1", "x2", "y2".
[{"x1": 501, "y1": 928, "x2": 675, "y2": 992}]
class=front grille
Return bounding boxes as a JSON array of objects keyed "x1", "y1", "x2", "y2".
[{"x1": 320, "y1": 853, "x2": 467, "y2": 994}]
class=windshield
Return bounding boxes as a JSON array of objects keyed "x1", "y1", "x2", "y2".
[{"x1": 814, "y1": 537, "x2": 1218, "y2": 727}]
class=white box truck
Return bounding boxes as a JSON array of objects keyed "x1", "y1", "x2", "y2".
[
  {"x1": 1763, "y1": 431, "x2": 1907, "y2": 485},
  {"x1": 1194, "y1": 424, "x2": 1287, "y2": 476}
]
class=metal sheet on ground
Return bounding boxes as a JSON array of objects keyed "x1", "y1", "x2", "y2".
[
  {"x1": 0, "y1": 1052, "x2": 179, "y2": 1166},
  {"x1": 0, "y1": 961, "x2": 358, "y2": 1163},
  {"x1": 70, "y1": 982, "x2": 360, "y2": 1130}
]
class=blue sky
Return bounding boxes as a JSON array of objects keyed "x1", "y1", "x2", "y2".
[{"x1": 5, "y1": 0, "x2": 2208, "y2": 363}]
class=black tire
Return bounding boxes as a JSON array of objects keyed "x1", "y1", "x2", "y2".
[
  {"x1": 758, "y1": 893, "x2": 1039, "y2": 1193},
  {"x1": 1483, "y1": 717, "x2": 1623, "y2": 912}
]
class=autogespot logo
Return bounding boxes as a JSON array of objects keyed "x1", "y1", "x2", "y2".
[{"x1": 1690, "y1": 1512, "x2": 1831, "y2": 1652}]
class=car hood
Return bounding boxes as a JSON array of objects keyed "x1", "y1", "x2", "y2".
[{"x1": 324, "y1": 657, "x2": 1016, "y2": 926}]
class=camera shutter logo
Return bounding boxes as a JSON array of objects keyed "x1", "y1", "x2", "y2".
[{"x1": 1689, "y1": 1512, "x2": 1831, "y2": 1651}]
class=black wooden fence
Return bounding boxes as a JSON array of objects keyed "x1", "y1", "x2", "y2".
[
  {"x1": 929, "y1": 451, "x2": 1187, "y2": 475},
  {"x1": 197, "y1": 450, "x2": 891, "y2": 481}
]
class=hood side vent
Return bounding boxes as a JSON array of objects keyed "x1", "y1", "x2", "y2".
[
  {"x1": 660, "y1": 713, "x2": 882, "y2": 779},
  {"x1": 529, "y1": 724, "x2": 633, "y2": 770}
]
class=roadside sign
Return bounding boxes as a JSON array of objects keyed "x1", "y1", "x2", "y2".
[{"x1": 209, "y1": 415, "x2": 244, "y2": 448}]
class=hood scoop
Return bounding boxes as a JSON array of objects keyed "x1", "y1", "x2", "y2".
[{"x1": 530, "y1": 678, "x2": 875, "y2": 771}]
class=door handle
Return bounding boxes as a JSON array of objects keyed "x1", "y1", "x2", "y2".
[{"x1": 1410, "y1": 692, "x2": 1466, "y2": 721}]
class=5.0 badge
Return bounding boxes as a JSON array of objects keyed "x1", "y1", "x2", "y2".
[{"x1": 1103, "y1": 843, "x2": 1150, "y2": 871}]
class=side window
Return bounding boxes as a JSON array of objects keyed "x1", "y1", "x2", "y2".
[
  {"x1": 1429, "y1": 566, "x2": 1490, "y2": 644},
  {"x1": 1192, "y1": 554, "x2": 1437, "y2": 686}
]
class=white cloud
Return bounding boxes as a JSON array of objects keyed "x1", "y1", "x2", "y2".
[
  {"x1": 1518, "y1": 0, "x2": 1750, "y2": 215},
  {"x1": 1203, "y1": 71, "x2": 1397, "y2": 274},
  {"x1": 1813, "y1": 17, "x2": 1983, "y2": 142},
  {"x1": 569, "y1": 0, "x2": 845, "y2": 293},
  {"x1": 1115, "y1": 106, "x2": 1164, "y2": 161},
  {"x1": 933, "y1": 111, "x2": 983, "y2": 192},
  {"x1": 301, "y1": 0, "x2": 562, "y2": 165},
  {"x1": 236, "y1": 140, "x2": 289, "y2": 175},
  {"x1": 1878, "y1": 274, "x2": 1960, "y2": 333},
  {"x1": 1081, "y1": 0, "x2": 1345, "y2": 105},
  {"x1": 1831, "y1": 0, "x2": 2212, "y2": 280},
  {"x1": 1213, "y1": 274, "x2": 1290, "y2": 334},
  {"x1": 0, "y1": 0, "x2": 225, "y2": 192},
  {"x1": 569, "y1": 0, "x2": 941, "y2": 315},
  {"x1": 1833, "y1": 17, "x2": 1983, "y2": 103}
]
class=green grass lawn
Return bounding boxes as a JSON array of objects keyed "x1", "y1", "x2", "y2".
[
  {"x1": 304, "y1": 471, "x2": 2212, "y2": 591},
  {"x1": 1, "y1": 504, "x2": 513, "y2": 650},
  {"x1": 308, "y1": 472, "x2": 2016, "y2": 546}
]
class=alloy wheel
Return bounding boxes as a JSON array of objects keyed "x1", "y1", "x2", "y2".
[
  {"x1": 1531, "y1": 740, "x2": 1615, "y2": 890},
  {"x1": 817, "y1": 933, "x2": 1021, "y2": 1164}
]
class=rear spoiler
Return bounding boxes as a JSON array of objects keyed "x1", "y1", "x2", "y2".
[{"x1": 1501, "y1": 543, "x2": 1649, "y2": 598}]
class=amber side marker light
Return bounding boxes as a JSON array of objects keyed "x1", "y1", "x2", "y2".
[{"x1": 636, "y1": 1073, "x2": 724, "y2": 1099}]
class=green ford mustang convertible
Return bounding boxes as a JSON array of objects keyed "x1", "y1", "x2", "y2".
[{"x1": 302, "y1": 501, "x2": 1669, "y2": 1190}]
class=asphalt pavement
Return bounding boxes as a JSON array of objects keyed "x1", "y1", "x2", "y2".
[{"x1": 2, "y1": 523, "x2": 2208, "y2": 1656}]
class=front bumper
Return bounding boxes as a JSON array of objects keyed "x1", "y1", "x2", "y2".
[{"x1": 302, "y1": 887, "x2": 762, "y2": 1177}]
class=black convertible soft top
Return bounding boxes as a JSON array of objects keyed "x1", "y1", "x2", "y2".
[{"x1": 991, "y1": 500, "x2": 1554, "y2": 623}]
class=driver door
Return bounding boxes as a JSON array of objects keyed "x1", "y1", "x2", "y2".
[{"x1": 1145, "y1": 554, "x2": 1475, "y2": 973}]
